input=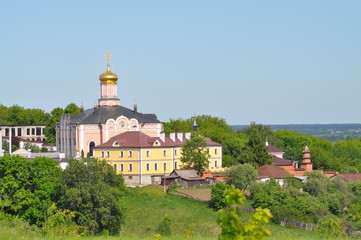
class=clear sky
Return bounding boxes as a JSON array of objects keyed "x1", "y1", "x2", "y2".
[{"x1": 1, "y1": 1, "x2": 360, "y2": 125}]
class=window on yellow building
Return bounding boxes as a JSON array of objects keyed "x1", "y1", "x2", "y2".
[
  {"x1": 129, "y1": 151, "x2": 133, "y2": 157},
  {"x1": 120, "y1": 164, "x2": 124, "y2": 172},
  {"x1": 146, "y1": 150, "x2": 150, "y2": 157},
  {"x1": 106, "y1": 151, "x2": 110, "y2": 157},
  {"x1": 155, "y1": 163, "x2": 158, "y2": 171},
  {"x1": 129, "y1": 164, "x2": 133, "y2": 172},
  {"x1": 215, "y1": 160, "x2": 218, "y2": 168},
  {"x1": 174, "y1": 162, "x2": 178, "y2": 169},
  {"x1": 174, "y1": 149, "x2": 178, "y2": 155},
  {"x1": 163, "y1": 150, "x2": 167, "y2": 156},
  {"x1": 114, "y1": 164, "x2": 117, "y2": 171},
  {"x1": 101, "y1": 151, "x2": 104, "y2": 157},
  {"x1": 215, "y1": 148, "x2": 218, "y2": 155},
  {"x1": 146, "y1": 163, "x2": 150, "y2": 171},
  {"x1": 120, "y1": 151, "x2": 124, "y2": 157},
  {"x1": 163, "y1": 163, "x2": 167, "y2": 170}
]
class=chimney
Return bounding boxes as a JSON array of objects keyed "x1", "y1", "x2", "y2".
[
  {"x1": 185, "y1": 132, "x2": 191, "y2": 139},
  {"x1": 134, "y1": 103, "x2": 138, "y2": 113},
  {"x1": 177, "y1": 132, "x2": 183, "y2": 142},
  {"x1": 170, "y1": 133, "x2": 176, "y2": 142},
  {"x1": 159, "y1": 132, "x2": 165, "y2": 142}
]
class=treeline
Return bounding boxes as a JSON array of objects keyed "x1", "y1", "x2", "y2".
[
  {"x1": 0, "y1": 155, "x2": 125, "y2": 236},
  {"x1": 0, "y1": 104, "x2": 82, "y2": 144},
  {"x1": 165, "y1": 116, "x2": 361, "y2": 172},
  {"x1": 210, "y1": 165, "x2": 361, "y2": 237}
]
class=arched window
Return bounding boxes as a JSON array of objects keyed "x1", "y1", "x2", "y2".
[{"x1": 89, "y1": 142, "x2": 95, "y2": 157}]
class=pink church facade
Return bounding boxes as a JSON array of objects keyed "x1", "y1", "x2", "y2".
[{"x1": 56, "y1": 53, "x2": 163, "y2": 158}]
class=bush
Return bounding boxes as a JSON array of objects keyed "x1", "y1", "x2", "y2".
[
  {"x1": 156, "y1": 215, "x2": 171, "y2": 236},
  {"x1": 210, "y1": 182, "x2": 230, "y2": 210},
  {"x1": 223, "y1": 163, "x2": 257, "y2": 190}
]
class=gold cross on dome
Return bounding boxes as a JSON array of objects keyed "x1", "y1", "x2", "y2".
[{"x1": 104, "y1": 51, "x2": 112, "y2": 67}]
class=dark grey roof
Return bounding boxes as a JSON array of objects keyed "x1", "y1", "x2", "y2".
[{"x1": 66, "y1": 105, "x2": 161, "y2": 125}]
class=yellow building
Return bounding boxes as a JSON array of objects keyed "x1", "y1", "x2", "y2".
[{"x1": 93, "y1": 131, "x2": 222, "y2": 185}]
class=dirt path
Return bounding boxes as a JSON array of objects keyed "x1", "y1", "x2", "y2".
[{"x1": 173, "y1": 188, "x2": 212, "y2": 202}]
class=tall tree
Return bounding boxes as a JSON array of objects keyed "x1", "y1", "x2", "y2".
[
  {"x1": 0, "y1": 155, "x2": 61, "y2": 226},
  {"x1": 180, "y1": 133, "x2": 210, "y2": 176},
  {"x1": 165, "y1": 115, "x2": 246, "y2": 167},
  {"x1": 223, "y1": 163, "x2": 257, "y2": 191},
  {"x1": 56, "y1": 158, "x2": 125, "y2": 235},
  {"x1": 239, "y1": 123, "x2": 273, "y2": 167}
]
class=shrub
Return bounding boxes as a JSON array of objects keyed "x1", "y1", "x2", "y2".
[
  {"x1": 156, "y1": 215, "x2": 171, "y2": 236},
  {"x1": 210, "y1": 182, "x2": 230, "y2": 210}
]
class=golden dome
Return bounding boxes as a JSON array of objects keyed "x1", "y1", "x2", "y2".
[{"x1": 99, "y1": 67, "x2": 118, "y2": 84}]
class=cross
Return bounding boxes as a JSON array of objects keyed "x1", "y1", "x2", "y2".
[{"x1": 104, "y1": 51, "x2": 112, "y2": 67}]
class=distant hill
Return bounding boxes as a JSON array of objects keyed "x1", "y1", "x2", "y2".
[{"x1": 232, "y1": 124, "x2": 361, "y2": 142}]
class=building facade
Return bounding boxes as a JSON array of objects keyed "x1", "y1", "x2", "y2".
[
  {"x1": 56, "y1": 53, "x2": 162, "y2": 158},
  {"x1": 93, "y1": 131, "x2": 223, "y2": 185},
  {"x1": 0, "y1": 125, "x2": 46, "y2": 141}
]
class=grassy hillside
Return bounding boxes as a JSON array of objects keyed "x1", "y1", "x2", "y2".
[
  {"x1": 120, "y1": 186, "x2": 220, "y2": 238},
  {"x1": 0, "y1": 185, "x2": 354, "y2": 239}
]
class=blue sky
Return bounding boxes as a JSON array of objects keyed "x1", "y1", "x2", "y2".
[{"x1": 1, "y1": 1, "x2": 360, "y2": 125}]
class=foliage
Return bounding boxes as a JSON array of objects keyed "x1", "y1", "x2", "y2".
[
  {"x1": 42, "y1": 203, "x2": 81, "y2": 237},
  {"x1": 303, "y1": 171, "x2": 331, "y2": 197},
  {"x1": 24, "y1": 142, "x2": 40, "y2": 153},
  {"x1": 164, "y1": 115, "x2": 246, "y2": 167},
  {"x1": 182, "y1": 223, "x2": 196, "y2": 238},
  {"x1": 156, "y1": 215, "x2": 172, "y2": 236},
  {"x1": 251, "y1": 180, "x2": 328, "y2": 224},
  {"x1": 223, "y1": 163, "x2": 257, "y2": 191},
  {"x1": 56, "y1": 158, "x2": 125, "y2": 235},
  {"x1": 0, "y1": 105, "x2": 50, "y2": 125},
  {"x1": 23, "y1": 157, "x2": 62, "y2": 226},
  {"x1": 217, "y1": 185, "x2": 272, "y2": 240},
  {"x1": 0, "y1": 155, "x2": 61, "y2": 226},
  {"x1": 238, "y1": 122, "x2": 273, "y2": 167},
  {"x1": 318, "y1": 216, "x2": 346, "y2": 237},
  {"x1": 0, "y1": 155, "x2": 34, "y2": 216},
  {"x1": 180, "y1": 133, "x2": 210, "y2": 176},
  {"x1": 210, "y1": 182, "x2": 230, "y2": 210},
  {"x1": 44, "y1": 103, "x2": 82, "y2": 144}
]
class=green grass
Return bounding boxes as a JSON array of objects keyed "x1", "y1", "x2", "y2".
[
  {"x1": 120, "y1": 186, "x2": 219, "y2": 238},
  {"x1": 0, "y1": 186, "x2": 355, "y2": 239}
]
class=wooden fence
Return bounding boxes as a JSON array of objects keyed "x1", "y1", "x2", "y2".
[
  {"x1": 240, "y1": 206, "x2": 318, "y2": 231},
  {"x1": 280, "y1": 219, "x2": 318, "y2": 231}
]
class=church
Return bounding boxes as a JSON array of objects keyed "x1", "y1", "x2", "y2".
[
  {"x1": 56, "y1": 53, "x2": 163, "y2": 159},
  {"x1": 56, "y1": 53, "x2": 223, "y2": 184}
]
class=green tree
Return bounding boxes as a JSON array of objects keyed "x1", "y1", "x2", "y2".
[
  {"x1": 64, "y1": 103, "x2": 82, "y2": 114},
  {"x1": 210, "y1": 182, "x2": 231, "y2": 210},
  {"x1": 23, "y1": 157, "x2": 62, "y2": 226},
  {"x1": 44, "y1": 103, "x2": 81, "y2": 144},
  {"x1": 0, "y1": 155, "x2": 34, "y2": 216},
  {"x1": 217, "y1": 185, "x2": 272, "y2": 240},
  {"x1": 0, "y1": 155, "x2": 62, "y2": 226},
  {"x1": 223, "y1": 163, "x2": 257, "y2": 191},
  {"x1": 56, "y1": 158, "x2": 125, "y2": 235},
  {"x1": 164, "y1": 115, "x2": 246, "y2": 167},
  {"x1": 180, "y1": 133, "x2": 210, "y2": 176},
  {"x1": 43, "y1": 203, "x2": 81, "y2": 237},
  {"x1": 239, "y1": 123, "x2": 273, "y2": 167}
]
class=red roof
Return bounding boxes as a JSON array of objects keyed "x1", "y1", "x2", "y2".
[
  {"x1": 268, "y1": 144, "x2": 284, "y2": 153},
  {"x1": 258, "y1": 164, "x2": 292, "y2": 179},
  {"x1": 272, "y1": 156, "x2": 293, "y2": 166},
  {"x1": 94, "y1": 131, "x2": 222, "y2": 149},
  {"x1": 339, "y1": 173, "x2": 361, "y2": 182}
]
